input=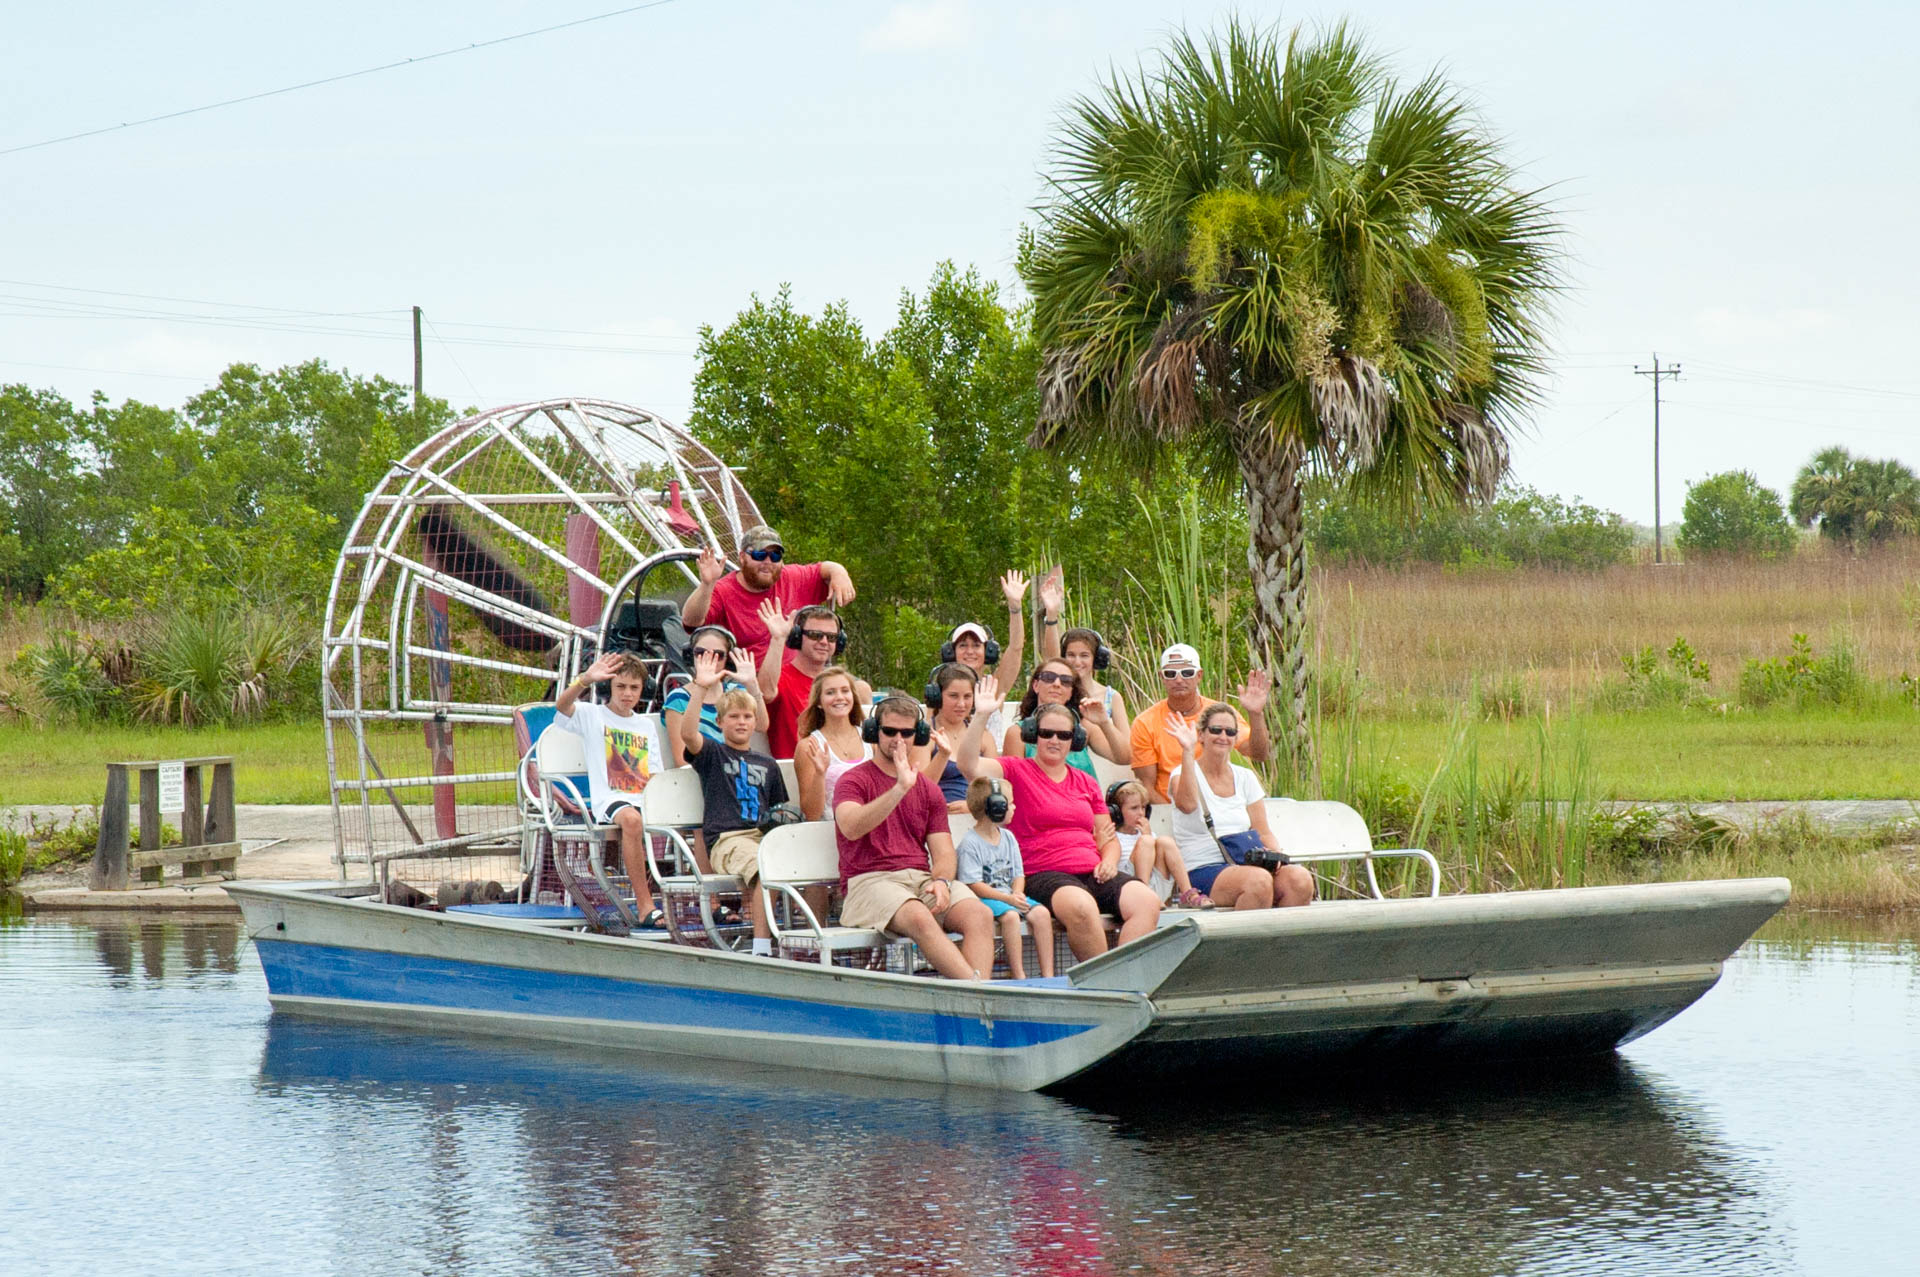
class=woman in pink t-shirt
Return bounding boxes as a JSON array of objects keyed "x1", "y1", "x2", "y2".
[{"x1": 955, "y1": 676, "x2": 1161, "y2": 962}]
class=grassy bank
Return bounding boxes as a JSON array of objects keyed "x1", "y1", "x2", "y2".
[
  {"x1": 1331, "y1": 705, "x2": 1920, "y2": 801},
  {"x1": 0, "y1": 721, "x2": 333, "y2": 805}
]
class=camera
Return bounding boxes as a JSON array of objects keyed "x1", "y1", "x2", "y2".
[{"x1": 1241, "y1": 847, "x2": 1290, "y2": 870}]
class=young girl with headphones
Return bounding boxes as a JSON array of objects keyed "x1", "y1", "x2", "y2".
[
  {"x1": 954, "y1": 775, "x2": 1055, "y2": 980},
  {"x1": 919, "y1": 661, "x2": 997, "y2": 812},
  {"x1": 1106, "y1": 779, "x2": 1209, "y2": 909}
]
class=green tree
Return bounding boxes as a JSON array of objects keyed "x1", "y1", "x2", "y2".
[
  {"x1": 1678, "y1": 470, "x2": 1797, "y2": 558},
  {"x1": 0, "y1": 385, "x2": 99, "y2": 598},
  {"x1": 1789, "y1": 446, "x2": 1920, "y2": 547},
  {"x1": 1018, "y1": 20, "x2": 1560, "y2": 764},
  {"x1": 51, "y1": 360, "x2": 449, "y2": 619},
  {"x1": 688, "y1": 264, "x2": 1177, "y2": 687}
]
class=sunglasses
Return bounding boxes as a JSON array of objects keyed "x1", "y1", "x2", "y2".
[
  {"x1": 1033, "y1": 670, "x2": 1074, "y2": 686},
  {"x1": 799, "y1": 628, "x2": 838, "y2": 643},
  {"x1": 693, "y1": 647, "x2": 728, "y2": 660},
  {"x1": 1035, "y1": 727, "x2": 1077, "y2": 742},
  {"x1": 1202, "y1": 724, "x2": 1238, "y2": 737},
  {"x1": 1160, "y1": 667, "x2": 1199, "y2": 680},
  {"x1": 875, "y1": 724, "x2": 918, "y2": 739},
  {"x1": 746, "y1": 547, "x2": 784, "y2": 562}
]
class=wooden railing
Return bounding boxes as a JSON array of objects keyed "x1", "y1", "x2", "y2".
[{"x1": 88, "y1": 757, "x2": 239, "y2": 890}]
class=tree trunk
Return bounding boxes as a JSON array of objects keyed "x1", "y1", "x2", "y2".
[{"x1": 1240, "y1": 436, "x2": 1314, "y2": 779}]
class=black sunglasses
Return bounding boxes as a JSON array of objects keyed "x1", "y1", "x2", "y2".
[
  {"x1": 746, "y1": 547, "x2": 784, "y2": 562},
  {"x1": 799, "y1": 628, "x2": 838, "y2": 643},
  {"x1": 1033, "y1": 670, "x2": 1074, "y2": 685},
  {"x1": 876, "y1": 724, "x2": 918, "y2": 739},
  {"x1": 1202, "y1": 724, "x2": 1237, "y2": 736},
  {"x1": 1035, "y1": 727, "x2": 1076, "y2": 742}
]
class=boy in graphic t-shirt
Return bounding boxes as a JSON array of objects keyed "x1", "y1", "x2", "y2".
[
  {"x1": 556, "y1": 650, "x2": 665, "y2": 926},
  {"x1": 681, "y1": 651, "x2": 791, "y2": 955}
]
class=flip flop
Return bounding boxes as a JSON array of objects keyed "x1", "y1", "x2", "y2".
[{"x1": 638, "y1": 907, "x2": 668, "y2": 930}]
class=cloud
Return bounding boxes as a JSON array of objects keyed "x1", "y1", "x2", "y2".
[
  {"x1": 861, "y1": 0, "x2": 973, "y2": 53},
  {"x1": 1693, "y1": 306, "x2": 1836, "y2": 345}
]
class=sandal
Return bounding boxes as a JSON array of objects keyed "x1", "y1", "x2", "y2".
[
  {"x1": 638, "y1": 907, "x2": 668, "y2": 930},
  {"x1": 1177, "y1": 887, "x2": 1214, "y2": 910},
  {"x1": 710, "y1": 903, "x2": 742, "y2": 926}
]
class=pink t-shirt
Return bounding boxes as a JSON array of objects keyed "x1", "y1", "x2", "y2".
[
  {"x1": 702, "y1": 562, "x2": 828, "y2": 661},
  {"x1": 833, "y1": 760, "x2": 948, "y2": 885},
  {"x1": 998, "y1": 754, "x2": 1103, "y2": 876}
]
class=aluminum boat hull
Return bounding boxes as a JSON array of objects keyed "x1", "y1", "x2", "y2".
[{"x1": 229, "y1": 877, "x2": 1789, "y2": 1091}]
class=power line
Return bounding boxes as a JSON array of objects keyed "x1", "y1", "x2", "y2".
[{"x1": 0, "y1": 1, "x2": 682, "y2": 158}]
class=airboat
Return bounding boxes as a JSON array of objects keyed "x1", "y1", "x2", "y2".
[{"x1": 229, "y1": 398, "x2": 1791, "y2": 1092}]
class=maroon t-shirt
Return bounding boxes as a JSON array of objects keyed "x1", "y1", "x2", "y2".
[
  {"x1": 833, "y1": 760, "x2": 947, "y2": 886},
  {"x1": 702, "y1": 562, "x2": 828, "y2": 661},
  {"x1": 765, "y1": 656, "x2": 816, "y2": 760}
]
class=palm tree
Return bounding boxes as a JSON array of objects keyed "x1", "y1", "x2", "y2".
[
  {"x1": 1790, "y1": 446, "x2": 1920, "y2": 547},
  {"x1": 1018, "y1": 21, "x2": 1559, "y2": 767}
]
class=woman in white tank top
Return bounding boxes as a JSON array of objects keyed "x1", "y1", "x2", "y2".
[{"x1": 794, "y1": 666, "x2": 870, "y2": 819}]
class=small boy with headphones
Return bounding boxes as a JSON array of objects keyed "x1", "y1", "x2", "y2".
[
  {"x1": 1107, "y1": 780, "x2": 1211, "y2": 910},
  {"x1": 955, "y1": 775, "x2": 1055, "y2": 979}
]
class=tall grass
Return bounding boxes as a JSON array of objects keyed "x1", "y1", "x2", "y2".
[{"x1": 1317, "y1": 539, "x2": 1920, "y2": 712}]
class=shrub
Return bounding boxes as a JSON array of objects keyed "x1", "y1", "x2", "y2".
[
  {"x1": 1604, "y1": 636, "x2": 1712, "y2": 709},
  {"x1": 10, "y1": 631, "x2": 121, "y2": 724},
  {"x1": 134, "y1": 610, "x2": 306, "y2": 725},
  {"x1": 1738, "y1": 633, "x2": 1869, "y2": 708},
  {"x1": 1678, "y1": 470, "x2": 1797, "y2": 559},
  {"x1": 1311, "y1": 482, "x2": 1634, "y2": 571}
]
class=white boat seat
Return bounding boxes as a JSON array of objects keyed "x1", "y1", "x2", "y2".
[
  {"x1": 526, "y1": 724, "x2": 635, "y2": 932},
  {"x1": 1264, "y1": 798, "x2": 1441, "y2": 899},
  {"x1": 757, "y1": 821, "x2": 887, "y2": 967}
]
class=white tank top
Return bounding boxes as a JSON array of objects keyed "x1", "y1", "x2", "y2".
[{"x1": 809, "y1": 729, "x2": 870, "y2": 809}]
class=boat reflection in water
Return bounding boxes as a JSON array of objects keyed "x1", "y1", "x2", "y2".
[{"x1": 256, "y1": 1016, "x2": 1784, "y2": 1275}]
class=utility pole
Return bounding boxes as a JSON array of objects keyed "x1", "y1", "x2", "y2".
[
  {"x1": 1634, "y1": 353, "x2": 1682, "y2": 563},
  {"x1": 412, "y1": 305, "x2": 424, "y2": 411}
]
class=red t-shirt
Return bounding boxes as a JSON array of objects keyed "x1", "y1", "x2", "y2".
[
  {"x1": 833, "y1": 760, "x2": 947, "y2": 885},
  {"x1": 703, "y1": 562, "x2": 828, "y2": 661},
  {"x1": 999, "y1": 754, "x2": 1103, "y2": 876},
  {"x1": 765, "y1": 656, "x2": 816, "y2": 760}
]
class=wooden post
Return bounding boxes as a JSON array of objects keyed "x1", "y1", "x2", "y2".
[
  {"x1": 181, "y1": 764, "x2": 205, "y2": 849},
  {"x1": 138, "y1": 767, "x2": 161, "y2": 853},
  {"x1": 208, "y1": 761, "x2": 235, "y2": 847},
  {"x1": 89, "y1": 763, "x2": 130, "y2": 890}
]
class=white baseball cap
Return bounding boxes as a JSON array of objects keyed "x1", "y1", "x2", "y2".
[
  {"x1": 1159, "y1": 643, "x2": 1201, "y2": 667},
  {"x1": 949, "y1": 622, "x2": 993, "y2": 644}
]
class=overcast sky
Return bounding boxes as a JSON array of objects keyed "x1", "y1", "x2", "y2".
[{"x1": 5, "y1": 0, "x2": 1917, "y2": 526}]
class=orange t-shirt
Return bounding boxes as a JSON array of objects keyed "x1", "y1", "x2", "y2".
[{"x1": 1129, "y1": 698, "x2": 1252, "y2": 801}]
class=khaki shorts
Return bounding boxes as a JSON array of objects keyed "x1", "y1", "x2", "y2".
[
  {"x1": 841, "y1": 868, "x2": 951, "y2": 933},
  {"x1": 709, "y1": 828, "x2": 764, "y2": 884}
]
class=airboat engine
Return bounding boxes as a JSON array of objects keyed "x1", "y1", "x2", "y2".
[{"x1": 321, "y1": 398, "x2": 762, "y2": 880}]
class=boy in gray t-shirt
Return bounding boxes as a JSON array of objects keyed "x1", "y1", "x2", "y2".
[{"x1": 954, "y1": 776, "x2": 1055, "y2": 979}]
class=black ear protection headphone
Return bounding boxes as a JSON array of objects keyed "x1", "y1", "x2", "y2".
[
  {"x1": 940, "y1": 626, "x2": 1001, "y2": 666},
  {"x1": 1072, "y1": 628, "x2": 1114, "y2": 672},
  {"x1": 1105, "y1": 780, "x2": 1147, "y2": 827},
  {"x1": 684, "y1": 624, "x2": 737, "y2": 666},
  {"x1": 923, "y1": 662, "x2": 972, "y2": 711},
  {"x1": 1020, "y1": 705, "x2": 1088, "y2": 753},
  {"x1": 785, "y1": 609, "x2": 848, "y2": 656},
  {"x1": 984, "y1": 778, "x2": 1010, "y2": 823},
  {"x1": 860, "y1": 703, "x2": 932, "y2": 747}
]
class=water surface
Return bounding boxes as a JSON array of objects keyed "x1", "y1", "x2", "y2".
[{"x1": 2, "y1": 910, "x2": 1913, "y2": 1275}]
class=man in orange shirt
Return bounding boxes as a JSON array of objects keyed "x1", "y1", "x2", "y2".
[{"x1": 1129, "y1": 643, "x2": 1272, "y2": 801}]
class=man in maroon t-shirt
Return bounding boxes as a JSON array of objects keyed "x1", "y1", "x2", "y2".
[
  {"x1": 833, "y1": 696, "x2": 993, "y2": 981},
  {"x1": 756, "y1": 603, "x2": 872, "y2": 759},
  {"x1": 680, "y1": 524, "x2": 856, "y2": 663}
]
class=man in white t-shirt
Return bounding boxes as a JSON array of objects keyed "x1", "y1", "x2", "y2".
[{"x1": 556, "y1": 650, "x2": 665, "y2": 925}]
